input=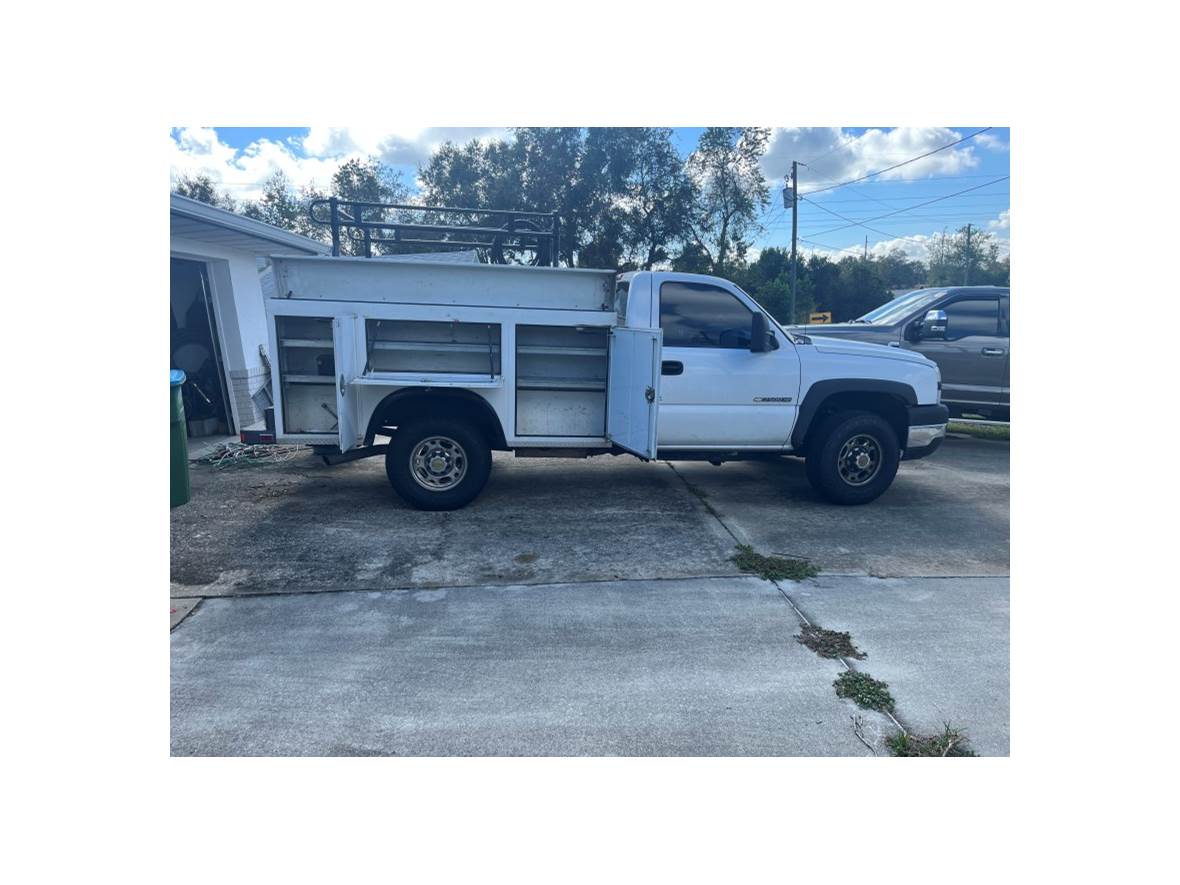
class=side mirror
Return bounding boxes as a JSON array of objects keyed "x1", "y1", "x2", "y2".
[
  {"x1": 920, "y1": 309, "x2": 948, "y2": 340},
  {"x1": 750, "y1": 312, "x2": 770, "y2": 352}
]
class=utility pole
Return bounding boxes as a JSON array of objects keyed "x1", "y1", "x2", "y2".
[
  {"x1": 963, "y1": 223, "x2": 973, "y2": 285},
  {"x1": 864, "y1": 235, "x2": 868, "y2": 260},
  {"x1": 789, "y1": 160, "x2": 798, "y2": 324}
]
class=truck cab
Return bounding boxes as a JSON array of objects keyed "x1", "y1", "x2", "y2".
[{"x1": 621, "y1": 269, "x2": 946, "y2": 465}]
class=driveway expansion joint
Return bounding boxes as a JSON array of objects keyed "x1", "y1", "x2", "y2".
[{"x1": 664, "y1": 458, "x2": 913, "y2": 743}]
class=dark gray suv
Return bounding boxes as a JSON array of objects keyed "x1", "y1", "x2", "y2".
[{"x1": 789, "y1": 286, "x2": 1010, "y2": 420}]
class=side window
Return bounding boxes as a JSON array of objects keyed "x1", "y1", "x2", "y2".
[
  {"x1": 942, "y1": 299, "x2": 1000, "y2": 340},
  {"x1": 659, "y1": 281, "x2": 754, "y2": 348}
]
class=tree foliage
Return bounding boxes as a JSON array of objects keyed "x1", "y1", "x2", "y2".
[
  {"x1": 684, "y1": 127, "x2": 770, "y2": 275},
  {"x1": 239, "y1": 171, "x2": 317, "y2": 239},
  {"x1": 926, "y1": 225, "x2": 1010, "y2": 286},
  {"x1": 172, "y1": 173, "x2": 237, "y2": 211},
  {"x1": 419, "y1": 127, "x2": 698, "y2": 269},
  {"x1": 734, "y1": 248, "x2": 904, "y2": 325}
]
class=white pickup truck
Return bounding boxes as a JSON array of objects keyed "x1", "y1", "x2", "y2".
[{"x1": 265, "y1": 256, "x2": 947, "y2": 510}]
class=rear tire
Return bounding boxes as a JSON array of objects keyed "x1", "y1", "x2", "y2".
[
  {"x1": 805, "y1": 411, "x2": 900, "y2": 505},
  {"x1": 386, "y1": 418, "x2": 492, "y2": 510}
]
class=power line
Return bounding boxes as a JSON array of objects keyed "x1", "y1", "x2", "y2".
[
  {"x1": 796, "y1": 191, "x2": 1009, "y2": 204},
  {"x1": 799, "y1": 128, "x2": 993, "y2": 196},
  {"x1": 774, "y1": 212, "x2": 1008, "y2": 230},
  {"x1": 799, "y1": 238, "x2": 865, "y2": 255},
  {"x1": 803, "y1": 129, "x2": 1003, "y2": 172},
  {"x1": 801, "y1": 196, "x2": 947, "y2": 243},
  {"x1": 801, "y1": 176, "x2": 1009, "y2": 238},
  {"x1": 803, "y1": 173, "x2": 1008, "y2": 185}
]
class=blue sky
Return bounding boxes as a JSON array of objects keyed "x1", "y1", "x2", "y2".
[{"x1": 171, "y1": 126, "x2": 1009, "y2": 261}]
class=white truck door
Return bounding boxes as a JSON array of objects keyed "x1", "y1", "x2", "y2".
[
  {"x1": 607, "y1": 327, "x2": 662, "y2": 459},
  {"x1": 333, "y1": 315, "x2": 362, "y2": 452}
]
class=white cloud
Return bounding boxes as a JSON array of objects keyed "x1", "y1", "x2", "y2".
[
  {"x1": 798, "y1": 209, "x2": 1010, "y2": 263},
  {"x1": 974, "y1": 132, "x2": 1008, "y2": 152},
  {"x1": 169, "y1": 126, "x2": 513, "y2": 203},
  {"x1": 302, "y1": 127, "x2": 510, "y2": 165},
  {"x1": 761, "y1": 127, "x2": 984, "y2": 188},
  {"x1": 170, "y1": 127, "x2": 342, "y2": 202}
]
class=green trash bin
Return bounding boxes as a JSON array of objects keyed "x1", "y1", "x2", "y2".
[{"x1": 171, "y1": 369, "x2": 192, "y2": 507}]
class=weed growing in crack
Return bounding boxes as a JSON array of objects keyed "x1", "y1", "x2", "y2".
[
  {"x1": 886, "y1": 723, "x2": 977, "y2": 757},
  {"x1": 834, "y1": 670, "x2": 895, "y2": 712},
  {"x1": 730, "y1": 544, "x2": 818, "y2": 581},
  {"x1": 796, "y1": 623, "x2": 866, "y2": 659}
]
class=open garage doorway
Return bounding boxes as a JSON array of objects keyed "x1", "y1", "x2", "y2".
[{"x1": 171, "y1": 257, "x2": 234, "y2": 437}]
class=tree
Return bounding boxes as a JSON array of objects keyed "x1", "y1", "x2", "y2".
[
  {"x1": 683, "y1": 127, "x2": 770, "y2": 275},
  {"x1": 319, "y1": 157, "x2": 410, "y2": 255},
  {"x1": 834, "y1": 257, "x2": 890, "y2": 320},
  {"x1": 732, "y1": 247, "x2": 801, "y2": 323},
  {"x1": 240, "y1": 171, "x2": 323, "y2": 241},
  {"x1": 874, "y1": 247, "x2": 926, "y2": 289},
  {"x1": 926, "y1": 225, "x2": 1010, "y2": 286},
  {"x1": 419, "y1": 127, "x2": 696, "y2": 269},
  {"x1": 595, "y1": 128, "x2": 696, "y2": 269},
  {"x1": 172, "y1": 173, "x2": 237, "y2": 211},
  {"x1": 418, "y1": 130, "x2": 570, "y2": 263}
]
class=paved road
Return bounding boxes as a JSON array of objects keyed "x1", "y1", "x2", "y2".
[{"x1": 171, "y1": 436, "x2": 1009, "y2": 755}]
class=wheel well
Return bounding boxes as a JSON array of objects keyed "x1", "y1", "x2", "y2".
[
  {"x1": 801, "y1": 391, "x2": 908, "y2": 452},
  {"x1": 364, "y1": 389, "x2": 508, "y2": 450}
]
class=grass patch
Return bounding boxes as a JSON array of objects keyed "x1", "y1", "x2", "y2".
[
  {"x1": 886, "y1": 724, "x2": 977, "y2": 757},
  {"x1": 730, "y1": 544, "x2": 819, "y2": 581},
  {"x1": 834, "y1": 670, "x2": 895, "y2": 712},
  {"x1": 948, "y1": 421, "x2": 1009, "y2": 441},
  {"x1": 796, "y1": 624, "x2": 866, "y2": 660}
]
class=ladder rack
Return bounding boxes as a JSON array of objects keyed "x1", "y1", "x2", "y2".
[{"x1": 308, "y1": 199, "x2": 562, "y2": 266}]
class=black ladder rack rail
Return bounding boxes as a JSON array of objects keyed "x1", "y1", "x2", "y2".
[{"x1": 308, "y1": 198, "x2": 561, "y2": 266}]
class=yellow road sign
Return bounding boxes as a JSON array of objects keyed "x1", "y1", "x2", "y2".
[{"x1": 809, "y1": 312, "x2": 832, "y2": 324}]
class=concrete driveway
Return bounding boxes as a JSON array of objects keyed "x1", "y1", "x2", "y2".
[{"x1": 171, "y1": 435, "x2": 1009, "y2": 755}]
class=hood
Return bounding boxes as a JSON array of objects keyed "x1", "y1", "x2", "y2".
[
  {"x1": 786, "y1": 322, "x2": 873, "y2": 336},
  {"x1": 802, "y1": 333, "x2": 935, "y2": 366}
]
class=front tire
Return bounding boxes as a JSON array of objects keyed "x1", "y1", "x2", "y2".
[
  {"x1": 386, "y1": 418, "x2": 492, "y2": 510},
  {"x1": 805, "y1": 411, "x2": 900, "y2": 505}
]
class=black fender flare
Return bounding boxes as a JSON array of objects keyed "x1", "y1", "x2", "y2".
[
  {"x1": 363, "y1": 387, "x2": 508, "y2": 449},
  {"x1": 790, "y1": 379, "x2": 917, "y2": 450}
]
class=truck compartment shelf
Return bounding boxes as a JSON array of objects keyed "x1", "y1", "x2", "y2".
[
  {"x1": 516, "y1": 345, "x2": 606, "y2": 356},
  {"x1": 354, "y1": 373, "x2": 502, "y2": 388},
  {"x1": 371, "y1": 340, "x2": 499, "y2": 353},
  {"x1": 283, "y1": 374, "x2": 336, "y2": 384},
  {"x1": 516, "y1": 376, "x2": 606, "y2": 391},
  {"x1": 280, "y1": 338, "x2": 333, "y2": 348}
]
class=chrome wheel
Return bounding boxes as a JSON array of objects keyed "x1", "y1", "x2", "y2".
[
  {"x1": 837, "y1": 434, "x2": 882, "y2": 486},
  {"x1": 409, "y1": 436, "x2": 468, "y2": 492}
]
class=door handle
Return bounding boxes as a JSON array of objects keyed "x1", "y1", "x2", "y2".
[
  {"x1": 981, "y1": 348, "x2": 1005, "y2": 356},
  {"x1": 661, "y1": 360, "x2": 684, "y2": 375}
]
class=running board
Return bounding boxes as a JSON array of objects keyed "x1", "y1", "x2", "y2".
[{"x1": 311, "y1": 444, "x2": 388, "y2": 465}]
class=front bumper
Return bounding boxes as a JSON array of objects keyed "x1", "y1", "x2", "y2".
[{"x1": 903, "y1": 404, "x2": 949, "y2": 460}]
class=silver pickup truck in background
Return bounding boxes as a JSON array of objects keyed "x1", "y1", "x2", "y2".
[{"x1": 788, "y1": 286, "x2": 1009, "y2": 420}]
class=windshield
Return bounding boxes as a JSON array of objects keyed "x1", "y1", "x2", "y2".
[{"x1": 858, "y1": 288, "x2": 946, "y2": 325}]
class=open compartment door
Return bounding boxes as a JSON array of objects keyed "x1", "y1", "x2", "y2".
[
  {"x1": 333, "y1": 315, "x2": 362, "y2": 451},
  {"x1": 606, "y1": 327, "x2": 662, "y2": 459}
]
